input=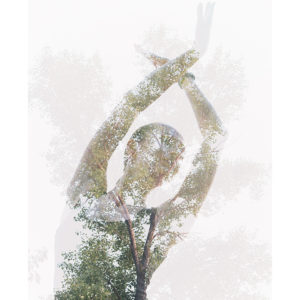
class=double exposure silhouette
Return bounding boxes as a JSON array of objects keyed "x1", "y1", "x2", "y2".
[{"x1": 55, "y1": 3, "x2": 230, "y2": 299}]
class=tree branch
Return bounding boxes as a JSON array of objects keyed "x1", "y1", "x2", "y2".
[
  {"x1": 141, "y1": 208, "x2": 158, "y2": 273},
  {"x1": 104, "y1": 274, "x2": 122, "y2": 300},
  {"x1": 154, "y1": 230, "x2": 187, "y2": 241},
  {"x1": 117, "y1": 194, "x2": 141, "y2": 273}
]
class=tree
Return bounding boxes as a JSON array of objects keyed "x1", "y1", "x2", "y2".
[
  {"x1": 55, "y1": 207, "x2": 169, "y2": 299},
  {"x1": 45, "y1": 3, "x2": 269, "y2": 299},
  {"x1": 27, "y1": 1, "x2": 271, "y2": 297},
  {"x1": 55, "y1": 33, "x2": 228, "y2": 299}
]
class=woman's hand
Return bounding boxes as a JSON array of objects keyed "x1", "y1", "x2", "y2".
[{"x1": 194, "y1": 2, "x2": 216, "y2": 57}]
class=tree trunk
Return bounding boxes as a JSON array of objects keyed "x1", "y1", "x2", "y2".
[
  {"x1": 135, "y1": 208, "x2": 158, "y2": 299},
  {"x1": 134, "y1": 272, "x2": 147, "y2": 300}
]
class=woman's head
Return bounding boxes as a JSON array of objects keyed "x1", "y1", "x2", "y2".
[{"x1": 115, "y1": 123, "x2": 185, "y2": 206}]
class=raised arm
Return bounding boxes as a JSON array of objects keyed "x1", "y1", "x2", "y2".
[
  {"x1": 174, "y1": 73, "x2": 227, "y2": 212},
  {"x1": 136, "y1": 49, "x2": 226, "y2": 219},
  {"x1": 67, "y1": 49, "x2": 201, "y2": 207}
]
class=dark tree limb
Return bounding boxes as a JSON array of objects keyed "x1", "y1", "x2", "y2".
[{"x1": 117, "y1": 194, "x2": 141, "y2": 273}]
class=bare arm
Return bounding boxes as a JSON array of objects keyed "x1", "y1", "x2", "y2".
[
  {"x1": 68, "y1": 49, "x2": 201, "y2": 207},
  {"x1": 174, "y1": 73, "x2": 227, "y2": 212},
  {"x1": 137, "y1": 50, "x2": 226, "y2": 219}
]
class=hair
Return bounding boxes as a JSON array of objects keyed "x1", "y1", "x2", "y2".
[{"x1": 123, "y1": 123, "x2": 185, "y2": 185}]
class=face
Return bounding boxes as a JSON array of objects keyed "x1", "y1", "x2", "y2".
[{"x1": 115, "y1": 123, "x2": 185, "y2": 206}]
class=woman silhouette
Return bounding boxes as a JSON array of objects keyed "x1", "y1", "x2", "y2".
[{"x1": 56, "y1": 3, "x2": 227, "y2": 299}]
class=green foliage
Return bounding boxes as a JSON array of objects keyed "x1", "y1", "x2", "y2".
[
  {"x1": 55, "y1": 209, "x2": 136, "y2": 299},
  {"x1": 55, "y1": 48, "x2": 222, "y2": 299},
  {"x1": 55, "y1": 202, "x2": 186, "y2": 299}
]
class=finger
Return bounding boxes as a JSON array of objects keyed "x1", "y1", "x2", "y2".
[{"x1": 205, "y1": 2, "x2": 216, "y2": 22}]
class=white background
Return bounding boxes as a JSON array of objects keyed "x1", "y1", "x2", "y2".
[
  {"x1": 0, "y1": 0, "x2": 298, "y2": 299},
  {"x1": 28, "y1": 0, "x2": 272, "y2": 298}
]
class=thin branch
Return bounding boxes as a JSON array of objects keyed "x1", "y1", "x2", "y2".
[
  {"x1": 104, "y1": 274, "x2": 122, "y2": 300},
  {"x1": 141, "y1": 208, "x2": 158, "y2": 272},
  {"x1": 154, "y1": 230, "x2": 187, "y2": 241},
  {"x1": 117, "y1": 194, "x2": 141, "y2": 273}
]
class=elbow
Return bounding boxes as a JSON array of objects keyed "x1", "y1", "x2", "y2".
[{"x1": 213, "y1": 126, "x2": 228, "y2": 151}]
